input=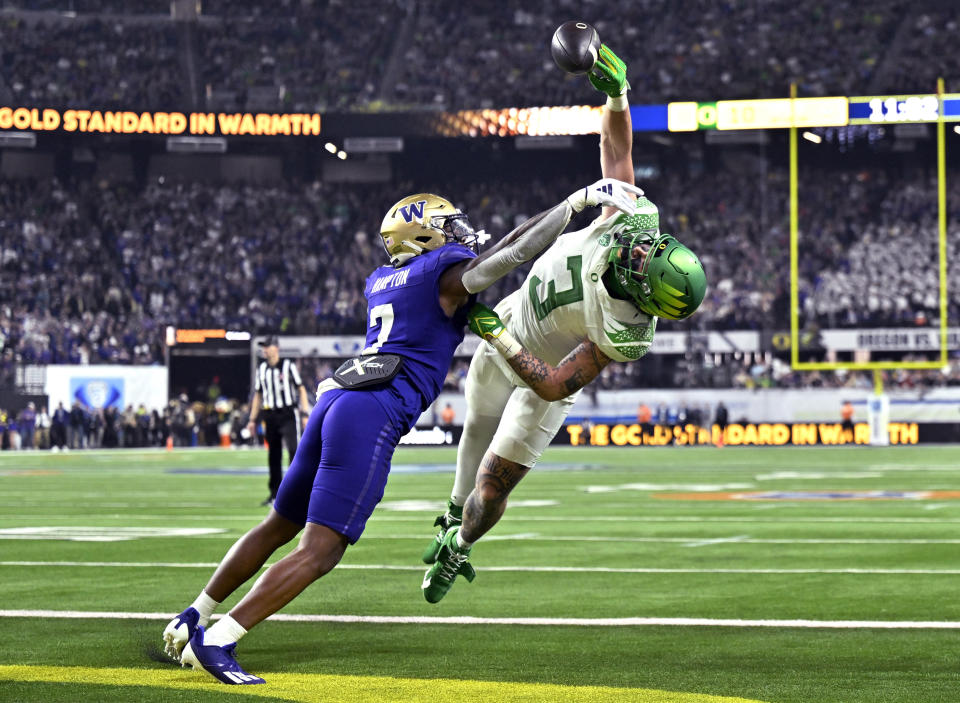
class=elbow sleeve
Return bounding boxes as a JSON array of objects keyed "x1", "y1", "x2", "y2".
[{"x1": 461, "y1": 202, "x2": 573, "y2": 293}]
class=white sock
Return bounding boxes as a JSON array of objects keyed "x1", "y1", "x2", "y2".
[
  {"x1": 204, "y1": 614, "x2": 247, "y2": 647},
  {"x1": 455, "y1": 529, "x2": 473, "y2": 551},
  {"x1": 190, "y1": 591, "x2": 220, "y2": 627}
]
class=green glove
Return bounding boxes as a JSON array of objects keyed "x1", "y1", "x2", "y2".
[
  {"x1": 467, "y1": 302, "x2": 506, "y2": 341},
  {"x1": 468, "y1": 302, "x2": 522, "y2": 358},
  {"x1": 588, "y1": 44, "x2": 629, "y2": 98}
]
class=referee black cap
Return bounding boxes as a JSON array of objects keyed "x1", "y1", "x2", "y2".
[{"x1": 258, "y1": 335, "x2": 279, "y2": 348}]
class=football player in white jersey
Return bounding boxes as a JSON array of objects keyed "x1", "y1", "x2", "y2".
[{"x1": 422, "y1": 44, "x2": 707, "y2": 603}]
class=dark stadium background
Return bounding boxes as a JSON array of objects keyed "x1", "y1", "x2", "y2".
[{"x1": 0, "y1": 0, "x2": 957, "y2": 449}]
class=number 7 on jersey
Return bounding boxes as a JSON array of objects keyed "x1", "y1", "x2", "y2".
[{"x1": 363, "y1": 303, "x2": 395, "y2": 354}]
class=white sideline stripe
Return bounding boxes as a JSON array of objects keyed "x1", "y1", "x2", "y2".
[
  {"x1": 202, "y1": 534, "x2": 960, "y2": 545},
  {"x1": 374, "y1": 517, "x2": 960, "y2": 524},
  {"x1": 13, "y1": 531, "x2": 960, "y2": 545},
  {"x1": 7, "y1": 514, "x2": 960, "y2": 525},
  {"x1": 1, "y1": 609, "x2": 958, "y2": 630},
  {"x1": 4, "y1": 561, "x2": 960, "y2": 575}
]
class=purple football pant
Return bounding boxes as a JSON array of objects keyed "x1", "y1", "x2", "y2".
[{"x1": 273, "y1": 387, "x2": 402, "y2": 543}]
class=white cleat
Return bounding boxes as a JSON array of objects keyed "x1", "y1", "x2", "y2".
[{"x1": 162, "y1": 607, "x2": 200, "y2": 661}]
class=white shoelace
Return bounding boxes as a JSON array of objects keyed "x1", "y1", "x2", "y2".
[{"x1": 437, "y1": 550, "x2": 469, "y2": 581}]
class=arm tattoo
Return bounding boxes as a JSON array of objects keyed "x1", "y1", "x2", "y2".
[
  {"x1": 589, "y1": 343, "x2": 605, "y2": 372},
  {"x1": 510, "y1": 348, "x2": 548, "y2": 384},
  {"x1": 507, "y1": 341, "x2": 609, "y2": 398},
  {"x1": 563, "y1": 369, "x2": 587, "y2": 395}
]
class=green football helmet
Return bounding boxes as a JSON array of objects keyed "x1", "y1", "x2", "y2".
[{"x1": 607, "y1": 230, "x2": 706, "y2": 320}]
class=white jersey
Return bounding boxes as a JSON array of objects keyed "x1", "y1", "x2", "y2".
[{"x1": 495, "y1": 214, "x2": 657, "y2": 368}]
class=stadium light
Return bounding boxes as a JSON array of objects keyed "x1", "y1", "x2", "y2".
[
  {"x1": 802, "y1": 131, "x2": 822, "y2": 144},
  {"x1": 0, "y1": 132, "x2": 36, "y2": 148},
  {"x1": 324, "y1": 142, "x2": 337, "y2": 153},
  {"x1": 166, "y1": 137, "x2": 226, "y2": 153},
  {"x1": 337, "y1": 150, "x2": 347, "y2": 160}
]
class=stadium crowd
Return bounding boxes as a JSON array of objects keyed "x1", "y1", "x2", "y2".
[
  {"x1": 1, "y1": 167, "x2": 957, "y2": 371},
  {"x1": 1, "y1": 0, "x2": 959, "y2": 112},
  {"x1": 0, "y1": 14, "x2": 184, "y2": 110},
  {"x1": 0, "y1": 395, "x2": 260, "y2": 450},
  {"x1": 0, "y1": 1, "x2": 958, "y2": 410},
  {"x1": 197, "y1": 1, "x2": 403, "y2": 112}
]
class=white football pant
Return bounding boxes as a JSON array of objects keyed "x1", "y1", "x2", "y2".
[{"x1": 451, "y1": 343, "x2": 579, "y2": 505}]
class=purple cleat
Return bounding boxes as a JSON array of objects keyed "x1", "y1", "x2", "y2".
[
  {"x1": 180, "y1": 625, "x2": 265, "y2": 685},
  {"x1": 161, "y1": 607, "x2": 200, "y2": 661}
]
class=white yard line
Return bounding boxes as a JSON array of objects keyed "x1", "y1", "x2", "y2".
[
  {"x1": 1, "y1": 608, "x2": 958, "y2": 629},
  {"x1": 311, "y1": 534, "x2": 960, "y2": 545},
  {"x1": 4, "y1": 532, "x2": 960, "y2": 545},
  {"x1": 373, "y1": 516, "x2": 960, "y2": 524},
  {"x1": 6, "y1": 532, "x2": 960, "y2": 545},
  {"x1": 682, "y1": 535, "x2": 751, "y2": 548},
  {"x1": 4, "y1": 561, "x2": 960, "y2": 575},
  {"x1": 6, "y1": 514, "x2": 960, "y2": 524}
]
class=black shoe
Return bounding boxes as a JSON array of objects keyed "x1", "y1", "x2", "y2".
[{"x1": 260, "y1": 496, "x2": 274, "y2": 507}]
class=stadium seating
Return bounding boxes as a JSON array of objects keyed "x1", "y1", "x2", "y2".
[
  {"x1": 0, "y1": 1, "x2": 956, "y2": 111},
  {"x1": 1, "y1": 166, "x2": 956, "y2": 380}
]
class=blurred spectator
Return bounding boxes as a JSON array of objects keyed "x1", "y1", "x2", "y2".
[
  {"x1": 51, "y1": 402, "x2": 68, "y2": 450},
  {"x1": 68, "y1": 401, "x2": 85, "y2": 449},
  {"x1": 440, "y1": 402, "x2": 455, "y2": 429},
  {"x1": 36, "y1": 405, "x2": 51, "y2": 449},
  {"x1": 714, "y1": 401, "x2": 729, "y2": 447},
  {"x1": 841, "y1": 399, "x2": 855, "y2": 440},
  {"x1": 0, "y1": 409, "x2": 10, "y2": 449},
  {"x1": 637, "y1": 401, "x2": 652, "y2": 436},
  {"x1": 102, "y1": 405, "x2": 119, "y2": 448},
  {"x1": 18, "y1": 401, "x2": 36, "y2": 449}
]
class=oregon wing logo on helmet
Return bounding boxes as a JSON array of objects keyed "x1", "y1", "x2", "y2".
[
  {"x1": 380, "y1": 193, "x2": 480, "y2": 267},
  {"x1": 609, "y1": 231, "x2": 706, "y2": 320}
]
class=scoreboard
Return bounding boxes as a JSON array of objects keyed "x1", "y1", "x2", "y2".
[
  {"x1": 848, "y1": 95, "x2": 960, "y2": 124},
  {"x1": 641, "y1": 93, "x2": 960, "y2": 132},
  {"x1": 666, "y1": 97, "x2": 848, "y2": 131}
]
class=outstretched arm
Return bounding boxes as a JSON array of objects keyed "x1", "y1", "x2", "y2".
[
  {"x1": 437, "y1": 178, "x2": 642, "y2": 314},
  {"x1": 589, "y1": 44, "x2": 635, "y2": 220},
  {"x1": 468, "y1": 303, "x2": 612, "y2": 401}
]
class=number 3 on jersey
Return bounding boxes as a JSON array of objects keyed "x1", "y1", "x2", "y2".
[
  {"x1": 363, "y1": 303, "x2": 394, "y2": 354},
  {"x1": 529, "y1": 255, "x2": 584, "y2": 321}
]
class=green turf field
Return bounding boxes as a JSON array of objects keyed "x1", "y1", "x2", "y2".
[{"x1": 1, "y1": 445, "x2": 960, "y2": 702}]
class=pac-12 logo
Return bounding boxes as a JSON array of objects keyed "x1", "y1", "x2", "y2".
[
  {"x1": 398, "y1": 200, "x2": 427, "y2": 223},
  {"x1": 70, "y1": 377, "x2": 124, "y2": 409}
]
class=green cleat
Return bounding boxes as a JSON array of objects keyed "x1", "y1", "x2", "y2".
[
  {"x1": 422, "y1": 526, "x2": 475, "y2": 603},
  {"x1": 421, "y1": 500, "x2": 463, "y2": 564}
]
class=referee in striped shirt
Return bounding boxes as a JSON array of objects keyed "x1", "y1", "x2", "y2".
[{"x1": 247, "y1": 336, "x2": 310, "y2": 506}]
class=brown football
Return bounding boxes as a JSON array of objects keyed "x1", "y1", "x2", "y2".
[{"x1": 550, "y1": 21, "x2": 600, "y2": 75}]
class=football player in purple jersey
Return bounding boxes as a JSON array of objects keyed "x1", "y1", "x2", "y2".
[{"x1": 161, "y1": 181, "x2": 642, "y2": 684}]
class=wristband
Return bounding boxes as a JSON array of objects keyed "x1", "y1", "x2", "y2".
[
  {"x1": 606, "y1": 93, "x2": 628, "y2": 112},
  {"x1": 487, "y1": 328, "x2": 522, "y2": 359}
]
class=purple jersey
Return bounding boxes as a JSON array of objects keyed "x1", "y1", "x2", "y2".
[
  {"x1": 362, "y1": 243, "x2": 476, "y2": 412},
  {"x1": 275, "y1": 243, "x2": 477, "y2": 543}
]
